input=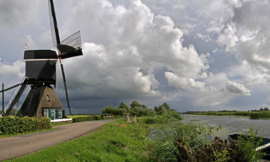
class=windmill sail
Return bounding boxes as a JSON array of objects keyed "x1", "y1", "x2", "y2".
[
  {"x1": 48, "y1": 0, "x2": 85, "y2": 116},
  {"x1": 58, "y1": 31, "x2": 83, "y2": 59},
  {"x1": 49, "y1": 0, "x2": 82, "y2": 59},
  {"x1": 48, "y1": 0, "x2": 60, "y2": 46}
]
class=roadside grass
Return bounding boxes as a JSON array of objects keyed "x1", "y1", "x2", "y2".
[
  {"x1": 7, "y1": 120, "x2": 152, "y2": 162},
  {"x1": 51, "y1": 122, "x2": 73, "y2": 127},
  {"x1": 0, "y1": 128, "x2": 59, "y2": 138}
]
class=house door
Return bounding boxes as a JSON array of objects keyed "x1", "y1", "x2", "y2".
[{"x1": 51, "y1": 111, "x2": 55, "y2": 120}]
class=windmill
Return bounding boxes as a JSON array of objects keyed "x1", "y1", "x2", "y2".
[{"x1": 1, "y1": 0, "x2": 83, "y2": 119}]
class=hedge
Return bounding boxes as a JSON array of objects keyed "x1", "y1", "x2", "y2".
[
  {"x1": 0, "y1": 117, "x2": 51, "y2": 135},
  {"x1": 72, "y1": 115, "x2": 102, "y2": 123}
]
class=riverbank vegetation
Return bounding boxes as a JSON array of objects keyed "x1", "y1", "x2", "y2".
[{"x1": 185, "y1": 110, "x2": 270, "y2": 119}]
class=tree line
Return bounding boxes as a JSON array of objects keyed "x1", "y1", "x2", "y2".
[{"x1": 102, "y1": 101, "x2": 174, "y2": 117}]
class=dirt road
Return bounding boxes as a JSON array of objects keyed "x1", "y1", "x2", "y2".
[{"x1": 0, "y1": 120, "x2": 116, "y2": 161}]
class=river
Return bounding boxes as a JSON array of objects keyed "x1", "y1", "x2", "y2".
[{"x1": 183, "y1": 115, "x2": 270, "y2": 138}]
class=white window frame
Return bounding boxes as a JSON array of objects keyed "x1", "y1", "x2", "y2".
[
  {"x1": 43, "y1": 109, "x2": 48, "y2": 117},
  {"x1": 58, "y1": 110, "x2": 62, "y2": 119}
]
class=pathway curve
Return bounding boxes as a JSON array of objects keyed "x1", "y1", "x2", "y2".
[{"x1": 0, "y1": 119, "x2": 116, "y2": 161}]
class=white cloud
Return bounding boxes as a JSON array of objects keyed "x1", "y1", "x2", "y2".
[
  {"x1": 165, "y1": 72, "x2": 205, "y2": 91},
  {"x1": 2, "y1": 0, "x2": 269, "y2": 112},
  {"x1": 53, "y1": 0, "x2": 210, "y2": 103},
  {"x1": 217, "y1": 24, "x2": 238, "y2": 52},
  {"x1": 226, "y1": 81, "x2": 251, "y2": 96}
]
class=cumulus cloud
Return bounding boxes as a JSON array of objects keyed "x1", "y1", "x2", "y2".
[
  {"x1": 2, "y1": 0, "x2": 268, "y2": 112},
  {"x1": 53, "y1": 0, "x2": 210, "y2": 105},
  {"x1": 226, "y1": 81, "x2": 251, "y2": 96},
  {"x1": 165, "y1": 72, "x2": 205, "y2": 91},
  {"x1": 217, "y1": 24, "x2": 238, "y2": 52}
]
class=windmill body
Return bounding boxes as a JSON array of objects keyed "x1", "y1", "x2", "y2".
[
  {"x1": 16, "y1": 50, "x2": 64, "y2": 119},
  {"x1": 1, "y1": 0, "x2": 83, "y2": 119}
]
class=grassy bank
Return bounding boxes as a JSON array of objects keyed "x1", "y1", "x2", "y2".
[
  {"x1": 7, "y1": 120, "x2": 152, "y2": 162},
  {"x1": 185, "y1": 111, "x2": 270, "y2": 119},
  {"x1": 184, "y1": 111, "x2": 252, "y2": 116}
]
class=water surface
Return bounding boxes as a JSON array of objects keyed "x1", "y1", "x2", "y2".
[{"x1": 183, "y1": 115, "x2": 270, "y2": 138}]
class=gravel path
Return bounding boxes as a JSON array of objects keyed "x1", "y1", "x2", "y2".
[{"x1": 0, "y1": 120, "x2": 116, "y2": 161}]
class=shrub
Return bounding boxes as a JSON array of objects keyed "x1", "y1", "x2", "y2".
[
  {"x1": 118, "y1": 102, "x2": 130, "y2": 113},
  {"x1": 93, "y1": 115, "x2": 101, "y2": 120},
  {"x1": 170, "y1": 111, "x2": 183, "y2": 120},
  {"x1": 130, "y1": 101, "x2": 141, "y2": 108},
  {"x1": 250, "y1": 113, "x2": 260, "y2": 119},
  {"x1": 146, "y1": 109, "x2": 156, "y2": 116},
  {"x1": 72, "y1": 116, "x2": 94, "y2": 123},
  {"x1": 138, "y1": 116, "x2": 171, "y2": 124},
  {"x1": 72, "y1": 115, "x2": 104, "y2": 123},
  {"x1": 102, "y1": 107, "x2": 123, "y2": 115},
  {"x1": 129, "y1": 106, "x2": 150, "y2": 117},
  {"x1": 250, "y1": 112, "x2": 270, "y2": 119},
  {"x1": 238, "y1": 128, "x2": 265, "y2": 161},
  {"x1": 154, "y1": 104, "x2": 170, "y2": 115},
  {"x1": 0, "y1": 117, "x2": 51, "y2": 135}
]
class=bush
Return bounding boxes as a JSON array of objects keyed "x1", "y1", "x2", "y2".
[
  {"x1": 129, "y1": 106, "x2": 153, "y2": 117},
  {"x1": 0, "y1": 117, "x2": 51, "y2": 135},
  {"x1": 102, "y1": 107, "x2": 123, "y2": 115},
  {"x1": 250, "y1": 113, "x2": 260, "y2": 119},
  {"x1": 72, "y1": 115, "x2": 104, "y2": 123},
  {"x1": 138, "y1": 116, "x2": 171, "y2": 124},
  {"x1": 170, "y1": 111, "x2": 183, "y2": 120},
  {"x1": 238, "y1": 128, "x2": 265, "y2": 161},
  {"x1": 154, "y1": 103, "x2": 171, "y2": 115},
  {"x1": 250, "y1": 112, "x2": 270, "y2": 119},
  {"x1": 72, "y1": 116, "x2": 93, "y2": 123},
  {"x1": 93, "y1": 115, "x2": 101, "y2": 120}
]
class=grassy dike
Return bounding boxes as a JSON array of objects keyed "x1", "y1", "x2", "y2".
[{"x1": 6, "y1": 120, "x2": 153, "y2": 162}]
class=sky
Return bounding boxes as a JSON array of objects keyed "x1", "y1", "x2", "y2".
[{"x1": 0, "y1": 0, "x2": 270, "y2": 114}]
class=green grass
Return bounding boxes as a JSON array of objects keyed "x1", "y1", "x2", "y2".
[
  {"x1": 185, "y1": 111, "x2": 270, "y2": 119},
  {"x1": 250, "y1": 112, "x2": 270, "y2": 119},
  {"x1": 185, "y1": 111, "x2": 252, "y2": 116},
  {"x1": 7, "y1": 120, "x2": 152, "y2": 162},
  {"x1": 0, "y1": 128, "x2": 58, "y2": 138},
  {"x1": 50, "y1": 122, "x2": 73, "y2": 127}
]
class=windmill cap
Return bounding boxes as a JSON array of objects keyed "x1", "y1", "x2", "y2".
[{"x1": 24, "y1": 50, "x2": 58, "y2": 60}]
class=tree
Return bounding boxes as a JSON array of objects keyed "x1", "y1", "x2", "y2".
[
  {"x1": 130, "y1": 101, "x2": 140, "y2": 108},
  {"x1": 102, "y1": 106, "x2": 123, "y2": 115},
  {"x1": 163, "y1": 102, "x2": 171, "y2": 111},
  {"x1": 119, "y1": 102, "x2": 129, "y2": 112}
]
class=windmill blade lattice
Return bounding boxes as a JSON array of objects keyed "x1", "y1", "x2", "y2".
[{"x1": 48, "y1": 0, "x2": 60, "y2": 46}]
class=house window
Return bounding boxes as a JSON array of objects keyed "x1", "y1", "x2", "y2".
[
  {"x1": 43, "y1": 109, "x2": 48, "y2": 117},
  {"x1": 46, "y1": 95, "x2": 50, "y2": 101},
  {"x1": 58, "y1": 110, "x2": 62, "y2": 119}
]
